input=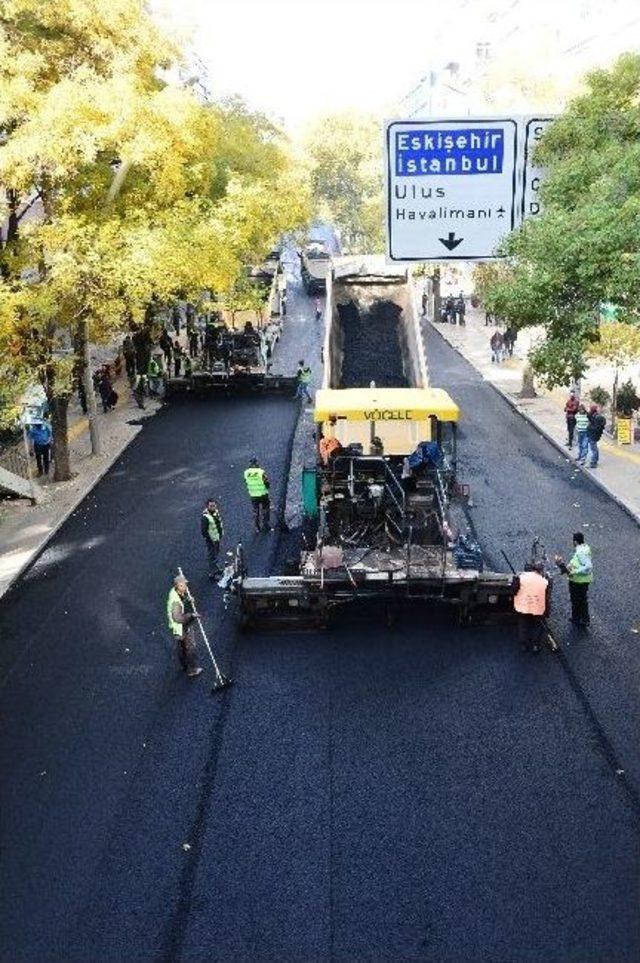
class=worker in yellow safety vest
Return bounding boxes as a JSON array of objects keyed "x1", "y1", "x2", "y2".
[
  {"x1": 244, "y1": 456, "x2": 271, "y2": 533},
  {"x1": 166, "y1": 575, "x2": 203, "y2": 678},
  {"x1": 512, "y1": 561, "x2": 552, "y2": 654},
  {"x1": 554, "y1": 531, "x2": 593, "y2": 628}
]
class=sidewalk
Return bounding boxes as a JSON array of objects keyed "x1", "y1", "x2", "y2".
[
  {"x1": 0, "y1": 376, "x2": 162, "y2": 600},
  {"x1": 430, "y1": 307, "x2": 640, "y2": 523}
]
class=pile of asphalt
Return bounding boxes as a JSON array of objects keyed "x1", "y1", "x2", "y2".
[{"x1": 338, "y1": 298, "x2": 408, "y2": 388}]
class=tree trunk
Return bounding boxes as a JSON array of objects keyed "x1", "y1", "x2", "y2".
[
  {"x1": 49, "y1": 394, "x2": 72, "y2": 481},
  {"x1": 77, "y1": 319, "x2": 102, "y2": 456},
  {"x1": 432, "y1": 267, "x2": 441, "y2": 321},
  {"x1": 519, "y1": 364, "x2": 537, "y2": 399},
  {"x1": 611, "y1": 368, "x2": 619, "y2": 435},
  {"x1": 6, "y1": 189, "x2": 19, "y2": 244},
  {"x1": 0, "y1": 190, "x2": 20, "y2": 280}
]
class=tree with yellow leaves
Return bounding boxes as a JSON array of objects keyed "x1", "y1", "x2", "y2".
[{"x1": 0, "y1": 0, "x2": 310, "y2": 478}]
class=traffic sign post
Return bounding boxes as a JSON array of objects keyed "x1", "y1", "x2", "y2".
[{"x1": 385, "y1": 118, "x2": 519, "y2": 261}]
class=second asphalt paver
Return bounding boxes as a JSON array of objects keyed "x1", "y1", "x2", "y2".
[{"x1": 1, "y1": 272, "x2": 639, "y2": 960}]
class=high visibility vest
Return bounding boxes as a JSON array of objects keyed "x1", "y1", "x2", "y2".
[
  {"x1": 575, "y1": 412, "x2": 589, "y2": 432},
  {"x1": 513, "y1": 571, "x2": 548, "y2": 616},
  {"x1": 244, "y1": 466, "x2": 268, "y2": 497},
  {"x1": 319, "y1": 436, "x2": 340, "y2": 465},
  {"x1": 167, "y1": 587, "x2": 184, "y2": 636},
  {"x1": 148, "y1": 358, "x2": 160, "y2": 377},
  {"x1": 299, "y1": 366, "x2": 311, "y2": 384},
  {"x1": 202, "y1": 510, "x2": 222, "y2": 542},
  {"x1": 568, "y1": 544, "x2": 593, "y2": 584}
]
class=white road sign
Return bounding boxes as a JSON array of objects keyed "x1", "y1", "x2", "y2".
[
  {"x1": 386, "y1": 118, "x2": 518, "y2": 261},
  {"x1": 521, "y1": 117, "x2": 555, "y2": 222}
]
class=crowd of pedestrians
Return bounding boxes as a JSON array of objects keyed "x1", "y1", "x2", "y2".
[
  {"x1": 489, "y1": 326, "x2": 517, "y2": 362},
  {"x1": 439, "y1": 294, "x2": 466, "y2": 325}
]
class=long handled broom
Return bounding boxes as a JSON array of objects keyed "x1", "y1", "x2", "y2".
[{"x1": 177, "y1": 567, "x2": 232, "y2": 693}]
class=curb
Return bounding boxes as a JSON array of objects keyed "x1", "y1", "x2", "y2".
[
  {"x1": 429, "y1": 320, "x2": 640, "y2": 528},
  {"x1": 0, "y1": 407, "x2": 158, "y2": 602}
]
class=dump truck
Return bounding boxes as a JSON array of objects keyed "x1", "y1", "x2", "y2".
[
  {"x1": 235, "y1": 256, "x2": 512, "y2": 627},
  {"x1": 300, "y1": 240, "x2": 331, "y2": 295}
]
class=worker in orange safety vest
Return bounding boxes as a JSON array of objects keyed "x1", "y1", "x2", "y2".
[{"x1": 512, "y1": 561, "x2": 552, "y2": 654}]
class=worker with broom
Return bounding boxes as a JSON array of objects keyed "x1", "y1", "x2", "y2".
[{"x1": 166, "y1": 574, "x2": 203, "y2": 678}]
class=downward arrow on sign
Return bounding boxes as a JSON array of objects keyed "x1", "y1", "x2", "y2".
[{"x1": 439, "y1": 232, "x2": 464, "y2": 251}]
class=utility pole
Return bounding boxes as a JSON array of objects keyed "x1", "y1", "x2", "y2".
[{"x1": 79, "y1": 318, "x2": 103, "y2": 457}]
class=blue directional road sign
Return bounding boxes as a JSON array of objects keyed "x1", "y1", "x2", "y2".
[{"x1": 385, "y1": 118, "x2": 518, "y2": 261}]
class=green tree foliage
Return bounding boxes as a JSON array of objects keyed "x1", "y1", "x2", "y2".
[
  {"x1": 586, "y1": 321, "x2": 640, "y2": 423},
  {"x1": 304, "y1": 113, "x2": 383, "y2": 254},
  {"x1": 481, "y1": 53, "x2": 640, "y2": 388},
  {"x1": 616, "y1": 379, "x2": 640, "y2": 415}
]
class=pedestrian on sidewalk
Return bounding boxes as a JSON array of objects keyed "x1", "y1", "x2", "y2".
[
  {"x1": 203, "y1": 325, "x2": 217, "y2": 369},
  {"x1": 159, "y1": 328, "x2": 173, "y2": 369},
  {"x1": 122, "y1": 335, "x2": 136, "y2": 384},
  {"x1": 512, "y1": 561, "x2": 552, "y2": 654},
  {"x1": 554, "y1": 532, "x2": 593, "y2": 628},
  {"x1": 188, "y1": 326, "x2": 200, "y2": 359},
  {"x1": 295, "y1": 360, "x2": 313, "y2": 404},
  {"x1": 564, "y1": 389, "x2": 579, "y2": 448},
  {"x1": 244, "y1": 456, "x2": 271, "y2": 533},
  {"x1": 97, "y1": 367, "x2": 118, "y2": 413},
  {"x1": 201, "y1": 498, "x2": 224, "y2": 579},
  {"x1": 314, "y1": 297, "x2": 322, "y2": 322},
  {"x1": 445, "y1": 295, "x2": 456, "y2": 324},
  {"x1": 220, "y1": 337, "x2": 231, "y2": 373},
  {"x1": 166, "y1": 575, "x2": 203, "y2": 678},
  {"x1": 503, "y1": 326, "x2": 517, "y2": 357},
  {"x1": 173, "y1": 339, "x2": 184, "y2": 377},
  {"x1": 490, "y1": 330, "x2": 504, "y2": 363},
  {"x1": 421, "y1": 289, "x2": 428, "y2": 317},
  {"x1": 171, "y1": 305, "x2": 182, "y2": 336},
  {"x1": 586, "y1": 404, "x2": 606, "y2": 467},
  {"x1": 484, "y1": 309, "x2": 494, "y2": 326},
  {"x1": 455, "y1": 295, "x2": 466, "y2": 326},
  {"x1": 575, "y1": 404, "x2": 590, "y2": 464},
  {"x1": 28, "y1": 419, "x2": 53, "y2": 476},
  {"x1": 132, "y1": 373, "x2": 147, "y2": 410},
  {"x1": 133, "y1": 326, "x2": 152, "y2": 376}
]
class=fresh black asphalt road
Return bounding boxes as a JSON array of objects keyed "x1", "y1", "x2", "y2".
[{"x1": 1, "y1": 286, "x2": 639, "y2": 961}]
